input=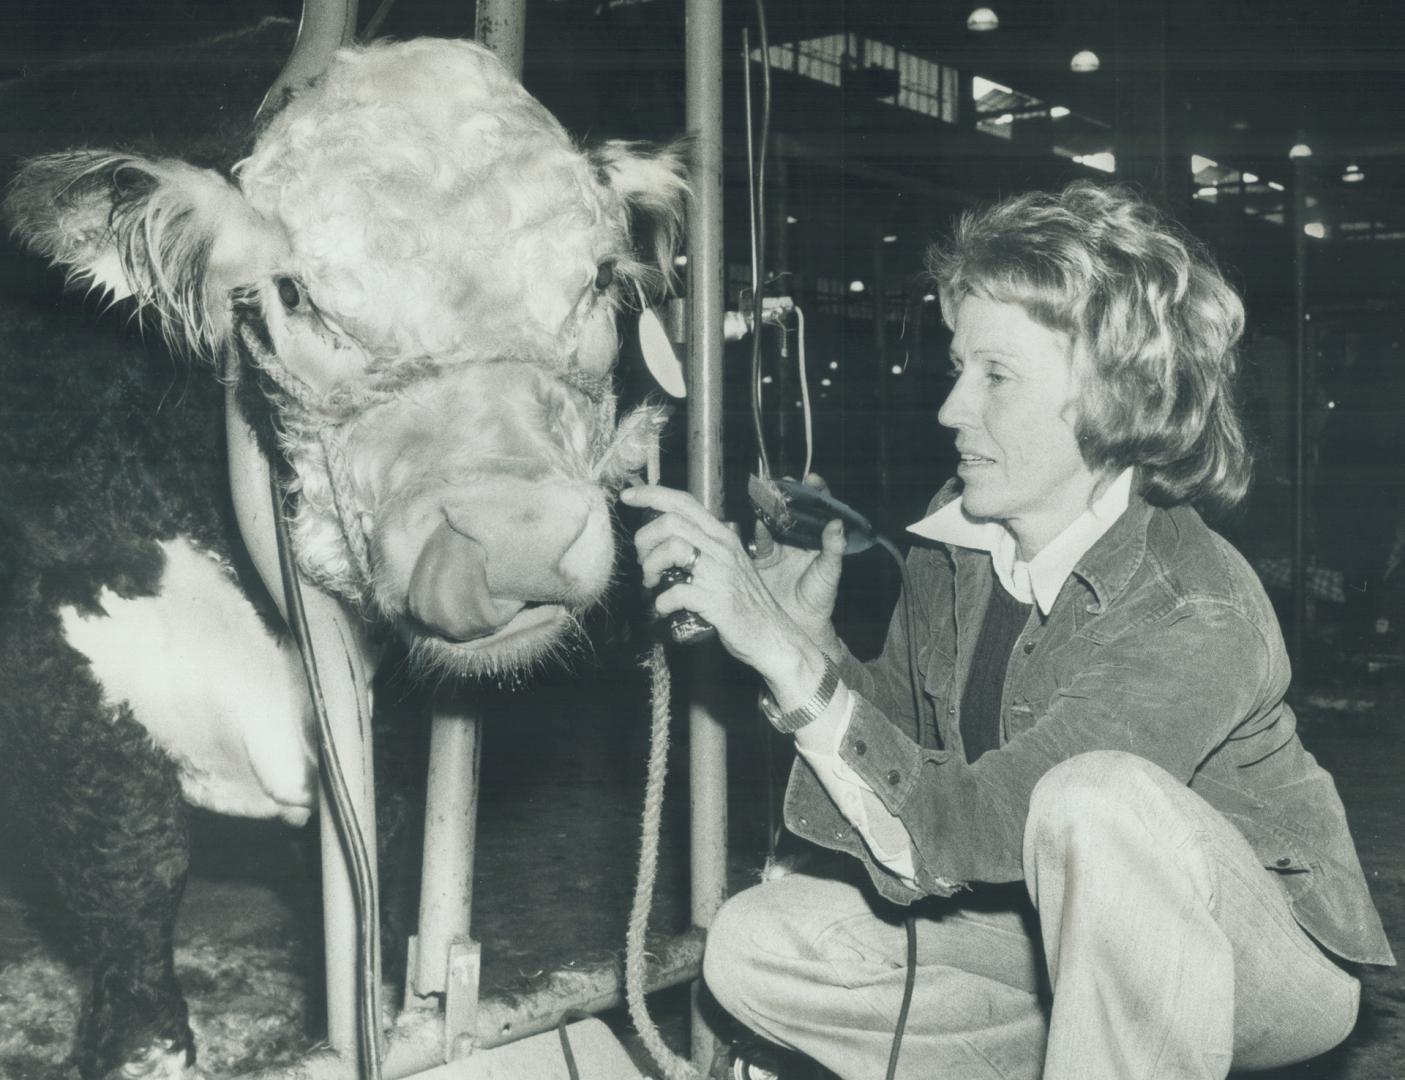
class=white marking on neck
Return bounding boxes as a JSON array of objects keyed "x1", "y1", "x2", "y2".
[{"x1": 59, "y1": 537, "x2": 316, "y2": 825}]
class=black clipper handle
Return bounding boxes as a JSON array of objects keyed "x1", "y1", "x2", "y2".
[{"x1": 642, "y1": 509, "x2": 716, "y2": 645}]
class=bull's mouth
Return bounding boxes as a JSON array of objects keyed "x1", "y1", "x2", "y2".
[{"x1": 405, "y1": 600, "x2": 582, "y2": 681}]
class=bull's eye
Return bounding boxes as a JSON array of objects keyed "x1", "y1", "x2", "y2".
[
  {"x1": 275, "y1": 276, "x2": 303, "y2": 310},
  {"x1": 593, "y1": 262, "x2": 616, "y2": 292}
]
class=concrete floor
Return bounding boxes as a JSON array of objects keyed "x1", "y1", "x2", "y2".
[{"x1": 0, "y1": 639, "x2": 1401, "y2": 1079}]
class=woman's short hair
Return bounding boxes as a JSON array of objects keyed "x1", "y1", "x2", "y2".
[{"x1": 927, "y1": 181, "x2": 1250, "y2": 514}]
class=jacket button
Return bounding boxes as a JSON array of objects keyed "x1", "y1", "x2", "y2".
[
  {"x1": 1276, "y1": 856, "x2": 1291, "y2": 868},
  {"x1": 886, "y1": 769, "x2": 900, "y2": 785},
  {"x1": 798, "y1": 816, "x2": 809, "y2": 827},
  {"x1": 853, "y1": 739, "x2": 867, "y2": 755},
  {"x1": 1022, "y1": 639, "x2": 1036, "y2": 654}
]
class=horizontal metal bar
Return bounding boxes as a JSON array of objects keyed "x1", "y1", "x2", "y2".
[{"x1": 236, "y1": 930, "x2": 704, "y2": 1079}]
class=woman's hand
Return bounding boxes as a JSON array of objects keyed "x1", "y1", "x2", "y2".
[
  {"x1": 620, "y1": 482, "x2": 839, "y2": 710},
  {"x1": 750, "y1": 473, "x2": 846, "y2": 653}
]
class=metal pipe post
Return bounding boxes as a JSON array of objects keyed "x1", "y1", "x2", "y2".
[
  {"x1": 409, "y1": 0, "x2": 528, "y2": 1030},
  {"x1": 413, "y1": 703, "x2": 482, "y2": 997},
  {"x1": 225, "y1": 396, "x2": 380, "y2": 1062},
  {"x1": 475, "y1": 0, "x2": 527, "y2": 86},
  {"x1": 685, "y1": 0, "x2": 728, "y2": 1070},
  {"x1": 1292, "y1": 157, "x2": 1309, "y2": 669}
]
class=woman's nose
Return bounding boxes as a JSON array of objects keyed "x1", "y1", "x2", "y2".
[{"x1": 937, "y1": 376, "x2": 971, "y2": 430}]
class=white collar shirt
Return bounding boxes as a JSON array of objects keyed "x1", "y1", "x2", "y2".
[{"x1": 904, "y1": 468, "x2": 1136, "y2": 615}]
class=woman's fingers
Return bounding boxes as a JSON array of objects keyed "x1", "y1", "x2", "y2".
[
  {"x1": 639, "y1": 534, "x2": 705, "y2": 589},
  {"x1": 620, "y1": 484, "x2": 731, "y2": 544}
]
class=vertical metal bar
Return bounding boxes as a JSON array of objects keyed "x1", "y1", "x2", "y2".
[
  {"x1": 413, "y1": 705, "x2": 482, "y2": 997},
  {"x1": 685, "y1": 0, "x2": 727, "y2": 1070},
  {"x1": 475, "y1": 0, "x2": 527, "y2": 83},
  {"x1": 873, "y1": 232, "x2": 890, "y2": 504},
  {"x1": 1292, "y1": 158, "x2": 1309, "y2": 669},
  {"x1": 409, "y1": 0, "x2": 528, "y2": 1039}
]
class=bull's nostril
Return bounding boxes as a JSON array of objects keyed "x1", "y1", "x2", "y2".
[{"x1": 556, "y1": 505, "x2": 612, "y2": 589}]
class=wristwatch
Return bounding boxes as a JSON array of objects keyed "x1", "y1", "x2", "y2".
[{"x1": 759, "y1": 654, "x2": 841, "y2": 734}]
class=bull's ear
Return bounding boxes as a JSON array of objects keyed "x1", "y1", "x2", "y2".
[
  {"x1": 3, "y1": 150, "x2": 257, "y2": 361},
  {"x1": 591, "y1": 138, "x2": 690, "y2": 288}
]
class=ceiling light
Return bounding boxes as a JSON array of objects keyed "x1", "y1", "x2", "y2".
[
  {"x1": 1268, "y1": 180, "x2": 1285, "y2": 192},
  {"x1": 1070, "y1": 50, "x2": 1100, "y2": 73},
  {"x1": 1242, "y1": 172, "x2": 1259, "y2": 184},
  {"x1": 1049, "y1": 105, "x2": 1070, "y2": 119},
  {"x1": 1303, "y1": 222, "x2": 1325, "y2": 239},
  {"x1": 1288, "y1": 143, "x2": 1312, "y2": 159},
  {"x1": 848, "y1": 280, "x2": 866, "y2": 293},
  {"x1": 882, "y1": 234, "x2": 899, "y2": 244},
  {"x1": 828, "y1": 360, "x2": 839, "y2": 370},
  {"x1": 890, "y1": 364, "x2": 904, "y2": 375},
  {"x1": 1191, "y1": 153, "x2": 1218, "y2": 174},
  {"x1": 1196, "y1": 186, "x2": 1218, "y2": 198},
  {"x1": 1343, "y1": 170, "x2": 1364, "y2": 183},
  {"x1": 785, "y1": 215, "x2": 798, "y2": 225},
  {"x1": 761, "y1": 375, "x2": 773, "y2": 385},
  {"x1": 922, "y1": 293, "x2": 937, "y2": 303},
  {"x1": 820, "y1": 377, "x2": 833, "y2": 387},
  {"x1": 966, "y1": 7, "x2": 999, "y2": 31},
  {"x1": 673, "y1": 255, "x2": 688, "y2": 267}
]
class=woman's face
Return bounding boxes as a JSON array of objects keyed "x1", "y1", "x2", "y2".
[{"x1": 938, "y1": 294, "x2": 1107, "y2": 558}]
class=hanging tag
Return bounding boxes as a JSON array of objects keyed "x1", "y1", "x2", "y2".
[{"x1": 639, "y1": 306, "x2": 686, "y2": 398}]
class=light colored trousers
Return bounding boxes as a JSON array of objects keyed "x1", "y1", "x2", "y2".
[{"x1": 704, "y1": 751, "x2": 1361, "y2": 1080}]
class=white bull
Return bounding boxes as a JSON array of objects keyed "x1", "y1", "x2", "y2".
[{"x1": 1, "y1": 37, "x2": 685, "y2": 1079}]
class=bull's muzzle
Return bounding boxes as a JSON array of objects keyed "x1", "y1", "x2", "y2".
[{"x1": 405, "y1": 486, "x2": 612, "y2": 642}]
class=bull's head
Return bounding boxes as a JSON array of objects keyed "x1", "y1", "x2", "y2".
[{"x1": 5, "y1": 38, "x2": 687, "y2": 678}]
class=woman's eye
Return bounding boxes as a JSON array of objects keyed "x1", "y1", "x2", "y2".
[
  {"x1": 593, "y1": 262, "x2": 616, "y2": 292},
  {"x1": 276, "y1": 276, "x2": 303, "y2": 310}
]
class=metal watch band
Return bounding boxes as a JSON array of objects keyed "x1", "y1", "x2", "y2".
[{"x1": 760, "y1": 654, "x2": 841, "y2": 734}]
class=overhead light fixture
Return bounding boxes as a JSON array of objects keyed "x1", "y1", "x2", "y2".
[
  {"x1": 673, "y1": 255, "x2": 688, "y2": 267},
  {"x1": 1191, "y1": 153, "x2": 1218, "y2": 174},
  {"x1": 820, "y1": 377, "x2": 833, "y2": 387},
  {"x1": 1196, "y1": 186, "x2": 1218, "y2": 198},
  {"x1": 848, "y1": 280, "x2": 866, "y2": 293},
  {"x1": 922, "y1": 293, "x2": 937, "y2": 303},
  {"x1": 828, "y1": 360, "x2": 839, "y2": 370},
  {"x1": 1303, "y1": 222, "x2": 1325, "y2": 239},
  {"x1": 1070, "y1": 50, "x2": 1100, "y2": 73},
  {"x1": 785, "y1": 215, "x2": 798, "y2": 225},
  {"x1": 882, "y1": 234, "x2": 899, "y2": 244},
  {"x1": 1049, "y1": 105, "x2": 1070, "y2": 119},
  {"x1": 967, "y1": 7, "x2": 999, "y2": 31},
  {"x1": 1343, "y1": 164, "x2": 1363, "y2": 183},
  {"x1": 890, "y1": 364, "x2": 904, "y2": 376},
  {"x1": 1242, "y1": 172, "x2": 1259, "y2": 184},
  {"x1": 761, "y1": 374, "x2": 773, "y2": 385},
  {"x1": 1288, "y1": 142, "x2": 1313, "y2": 159},
  {"x1": 1268, "y1": 180, "x2": 1285, "y2": 192}
]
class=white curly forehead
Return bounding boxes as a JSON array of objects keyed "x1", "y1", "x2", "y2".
[{"x1": 235, "y1": 39, "x2": 626, "y2": 364}]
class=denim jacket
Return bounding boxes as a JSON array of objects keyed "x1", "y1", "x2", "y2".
[{"x1": 784, "y1": 482, "x2": 1395, "y2": 966}]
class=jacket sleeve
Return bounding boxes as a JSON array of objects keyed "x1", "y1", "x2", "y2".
[{"x1": 833, "y1": 596, "x2": 1275, "y2": 894}]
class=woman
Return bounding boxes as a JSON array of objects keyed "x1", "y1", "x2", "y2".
[{"x1": 621, "y1": 182, "x2": 1392, "y2": 1080}]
